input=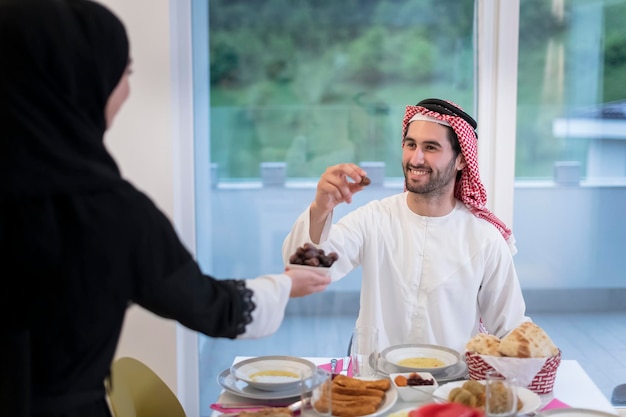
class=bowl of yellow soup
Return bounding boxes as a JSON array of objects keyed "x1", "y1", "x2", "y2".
[
  {"x1": 381, "y1": 344, "x2": 460, "y2": 374},
  {"x1": 230, "y1": 356, "x2": 316, "y2": 391}
]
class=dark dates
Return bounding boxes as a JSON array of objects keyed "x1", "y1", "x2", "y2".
[
  {"x1": 407, "y1": 372, "x2": 435, "y2": 386},
  {"x1": 289, "y1": 242, "x2": 338, "y2": 267},
  {"x1": 394, "y1": 372, "x2": 435, "y2": 387}
]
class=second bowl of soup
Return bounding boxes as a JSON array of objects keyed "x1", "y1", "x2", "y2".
[{"x1": 381, "y1": 344, "x2": 460, "y2": 374}]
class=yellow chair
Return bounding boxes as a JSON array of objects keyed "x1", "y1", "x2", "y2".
[{"x1": 108, "y1": 357, "x2": 186, "y2": 417}]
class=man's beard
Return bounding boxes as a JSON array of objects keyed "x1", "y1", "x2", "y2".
[{"x1": 403, "y1": 156, "x2": 458, "y2": 196}]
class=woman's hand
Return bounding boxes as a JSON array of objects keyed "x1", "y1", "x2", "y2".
[{"x1": 284, "y1": 267, "x2": 331, "y2": 298}]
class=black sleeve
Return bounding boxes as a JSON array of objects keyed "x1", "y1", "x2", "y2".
[{"x1": 129, "y1": 191, "x2": 254, "y2": 338}]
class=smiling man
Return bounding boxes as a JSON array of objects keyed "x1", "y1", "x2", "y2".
[{"x1": 282, "y1": 98, "x2": 529, "y2": 354}]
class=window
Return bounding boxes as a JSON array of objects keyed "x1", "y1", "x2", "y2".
[
  {"x1": 173, "y1": 0, "x2": 626, "y2": 413},
  {"x1": 513, "y1": 0, "x2": 626, "y2": 293},
  {"x1": 205, "y1": 0, "x2": 476, "y2": 182}
]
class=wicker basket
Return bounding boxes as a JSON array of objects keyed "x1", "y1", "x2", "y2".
[{"x1": 465, "y1": 350, "x2": 561, "y2": 394}]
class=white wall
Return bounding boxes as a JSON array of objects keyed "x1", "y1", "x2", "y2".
[{"x1": 99, "y1": 0, "x2": 180, "y2": 394}]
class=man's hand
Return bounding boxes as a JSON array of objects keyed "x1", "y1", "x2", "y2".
[
  {"x1": 308, "y1": 164, "x2": 369, "y2": 243},
  {"x1": 313, "y1": 163, "x2": 369, "y2": 213},
  {"x1": 284, "y1": 267, "x2": 331, "y2": 298}
]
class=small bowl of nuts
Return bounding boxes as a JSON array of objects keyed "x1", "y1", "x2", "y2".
[
  {"x1": 287, "y1": 243, "x2": 338, "y2": 276},
  {"x1": 390, "y1": 372, "x2": 439, "y2": 402}
]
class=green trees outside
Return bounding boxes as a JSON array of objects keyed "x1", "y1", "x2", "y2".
[
  {"x1": 208, "y1": 0, "x2": 626, "y2": 180},
  {"x1": 208, "y1": 0, "x2": 474, "y2": 179}
]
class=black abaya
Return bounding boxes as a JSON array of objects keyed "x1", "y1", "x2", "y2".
[{"x1": 0, "y1": 1, "x2": 254, "y2": 415}]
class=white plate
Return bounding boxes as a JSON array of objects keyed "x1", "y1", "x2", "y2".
[
  {"x1": 537, "y1": 409, "x2": 619, "y2": 417},
  {"x1": 376, "y1": 356, "x2": 468, "y2": 383},
  {"x1": 433, "y1": 380, "x2": 542, "y2": 415},
  {"x1": 218, "y1": 367, "x2": 324, "y2": 400},
  {"x1": 230, "y1": 356, "x2": 316, "y2": 392},
  {"x1": 380, "y1": 344, "x2": 460, "y2": 374},
  {"x1": 332, "y1": 384, "x2": 398, "y2": 417},
  {"x1": 286, "y1": 264, "x2": 331, "y2": 276}
]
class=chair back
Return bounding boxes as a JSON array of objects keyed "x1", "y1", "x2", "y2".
[{"x1": 108, "y1": 357, "x2": 186, "y2": 417}]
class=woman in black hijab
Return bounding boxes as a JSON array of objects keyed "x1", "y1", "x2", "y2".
[{"x1": 0, "y1": 1, "x2": 330, "y2": 416}]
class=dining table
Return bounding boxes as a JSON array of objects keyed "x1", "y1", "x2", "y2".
[{"x1": 210, "y1": 356, "x2": 618, "y2": 417}]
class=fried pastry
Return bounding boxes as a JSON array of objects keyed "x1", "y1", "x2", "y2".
[
  {"x1": 449, "y1": 387, "x2": 478, "y2": 407},
  {"x1": 332, "y1": 385, "x2": 386, "y2": 398},
  {"x1": 332, "y1": 374, "x2": 390, "y2": 393},
  {"x1": 332, "y1": 402, "x2": 377, "y2": 417},
  {"x1": 328, "y1": 374, "x2": 390, "y2": 417},
  {"x1": 462, "y1": 380, "x2": 486, "y2": 407},
  {"x1": 331, "y1": 392, "x2": 383, "y2": 405},
  {"x1": 462, "y1": 380, "x2": 485, "y2": 396}
]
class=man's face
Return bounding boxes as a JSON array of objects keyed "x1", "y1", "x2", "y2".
[{"x1": 401, "y1": 120, "x2": 465, "y2": 197}]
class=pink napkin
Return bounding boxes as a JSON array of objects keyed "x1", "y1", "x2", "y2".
[
  {"x1": 317, "y1": 358, "x2": 353, "y2": 377},
  {"x1": 541, "y1": 398, "x2": 571, "y2": 411}
]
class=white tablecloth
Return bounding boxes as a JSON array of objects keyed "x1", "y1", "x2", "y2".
[{"x1": 212, "y1": 357, "x2": 617, "y2": 416}]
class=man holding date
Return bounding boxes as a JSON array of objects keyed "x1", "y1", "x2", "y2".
[{"x1": 282, "y1": 98, "x2": 529, "y2": 354}]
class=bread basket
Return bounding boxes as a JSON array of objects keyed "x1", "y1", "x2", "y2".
[{"x1": 465, "y1": 349, "x2": 561, "y2": 394}]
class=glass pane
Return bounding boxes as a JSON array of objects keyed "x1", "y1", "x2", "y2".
[
  {"x1": 195, "y1": 1, "x2": 477, "y2": 413},
  {"x1": 514, "y1": 0, "x2": 626, "y2": 398},
  {"x1": 515, "y1": 0, "x2": 626, "y2": 284},
  {"x1": 516, "y1": 0, "x2": 626, "y2": 181},
  {"x1": 207, "y1": 0, "x2": 476, "y2": 181}
]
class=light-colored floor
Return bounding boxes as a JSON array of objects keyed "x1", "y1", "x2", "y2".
[
  {"x1": 530, "y1": 312, "x2": 626, "y2": 405},
  {"x1": 199, "y1": 311, "x2": 626, "y2": 416}
]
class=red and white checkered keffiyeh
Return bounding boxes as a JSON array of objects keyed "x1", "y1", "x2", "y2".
[{"x1": 402, "y1": 102, "x2": 517, "y2": 255}]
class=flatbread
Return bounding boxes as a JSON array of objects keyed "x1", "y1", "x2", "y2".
[
  {"x1": 497, "y1": 322, "x2": 559, "y2": 358},
  {"x1": 465, "y1": 333, "x2": 502, "y2": 356}
]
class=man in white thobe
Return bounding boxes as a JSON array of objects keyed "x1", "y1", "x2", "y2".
[{"x1": 283, "y1": 98, "x2": 529, "y2": 354}]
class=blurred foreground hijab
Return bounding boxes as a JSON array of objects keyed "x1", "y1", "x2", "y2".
[
  {"x1": 402, "y1": 99, "x2": 517, "y2": 255},
  {"x1": 0, "y1": 0, "x2": 129, "y2": 195}
]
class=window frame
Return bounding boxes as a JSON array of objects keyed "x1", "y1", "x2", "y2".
[
  {"x1": 476, "y1": 0, "x2": 520, "y2": 228},
  {"x1": 170, "y1": 1, "x2": 204, "y2": 416}
]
